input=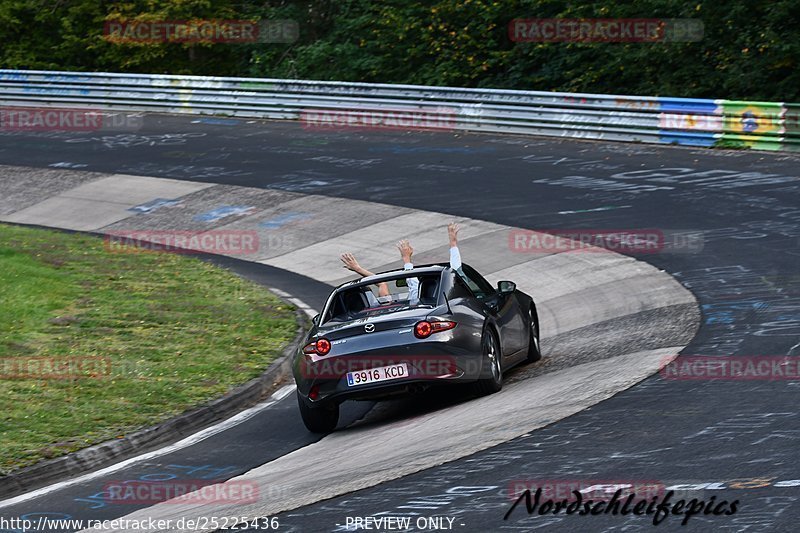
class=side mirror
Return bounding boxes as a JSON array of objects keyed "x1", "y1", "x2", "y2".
[
  {"x1": 497, "y1": 280, "x2": 516, "y2": 295},
  {"x1": 312, "y1": 314, "x2": 320, "y2": 325}
]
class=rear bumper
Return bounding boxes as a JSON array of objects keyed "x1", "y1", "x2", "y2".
[{"x1": 293, "y1": 345, "x2": 485, "y2": 405}]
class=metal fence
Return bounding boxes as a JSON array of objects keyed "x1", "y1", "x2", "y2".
[{"x1": 1, "y1": 69, "x2": 797, "y2": 151}]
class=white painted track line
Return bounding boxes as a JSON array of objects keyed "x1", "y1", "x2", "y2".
[{"x1": 0, "y1": 385, "x2": 297, "y2": 510}]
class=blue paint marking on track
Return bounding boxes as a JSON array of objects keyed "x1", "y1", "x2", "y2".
[
  {"x1": 128, "y1": 198, "x2": 182, "y2": 214},
  {"x1": 191, "y1": 118, "x2": 240, "y2": 126},
  {"x1": 259, "y1": 212, "x2": 312, "y2": 229},
  {"x1": 702, "y1": 300, "x2": 769, "y2": 324},
  {"x1": 194, "y1": 206, "x2": 256, "y2": 222}
]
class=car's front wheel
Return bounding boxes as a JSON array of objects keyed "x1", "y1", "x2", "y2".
[
  {"x1": 297, "y1": 391, "x2": 339, "y2": 433},
  {"x1": 473, "y1": 327, "x2": 503, "y2": 396}
]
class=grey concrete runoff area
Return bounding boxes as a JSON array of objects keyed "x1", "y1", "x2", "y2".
[{"x1": 0, "y1": 163, "x2": 696, "y2": 532}]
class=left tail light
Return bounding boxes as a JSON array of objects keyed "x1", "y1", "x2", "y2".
[{"x1": 303, "y1": 338, "x2": 332, "y2": 356}]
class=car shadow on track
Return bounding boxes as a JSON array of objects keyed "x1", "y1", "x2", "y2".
[{"x1": 339, "y1": 362, "x2": 535, "y2": 432}]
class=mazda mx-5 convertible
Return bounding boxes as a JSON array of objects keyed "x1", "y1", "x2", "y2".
[{"x1": 292, "y1": 262, "x2": 541, "y2": 432}]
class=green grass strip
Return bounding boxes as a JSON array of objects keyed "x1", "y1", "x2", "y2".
[{"x1": 0, "y1": 223, "x2": 297, "y2": 474}]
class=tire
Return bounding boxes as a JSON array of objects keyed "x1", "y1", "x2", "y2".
[
  {"x1": 525, "y1": 307, "x2": 542, "y2": 364},
  {"x1": 472, "y1": 327, "x2": 503, "y2": 396},
  {"x1": 297, "y1": 390, "x2": 339, "y2": 433}
]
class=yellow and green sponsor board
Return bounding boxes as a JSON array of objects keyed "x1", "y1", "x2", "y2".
[{"x1": 719, "y1": 101, "x2": 783, "y2": 150}]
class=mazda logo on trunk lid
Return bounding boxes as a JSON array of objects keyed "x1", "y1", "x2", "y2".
[{"x1": 364, "y1": 324, "x2": 375, "y2": 333}]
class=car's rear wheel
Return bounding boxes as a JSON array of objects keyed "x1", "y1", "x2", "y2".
[
  {"x1": 525, "y1": 307, "x2": 542, "y2": 363},
  {"x1": 297, "y1": 391, "x2": 339, "y2": 433},
  {"x1": 473, "y1": 328, "x2": 502, "y2": 395}
]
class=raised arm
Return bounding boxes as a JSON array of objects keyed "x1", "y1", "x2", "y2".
[
  {"x1": 448, "y1": 222, "x2": 462, "y2": 270},
  {"x1": 340, "y1": 252, "x2": 373, "y2": 277},
  {"x1": 397, "y1": 239, "x2": 419, "y2": 304},
  {"x1": 340, "y1": 252, "x2": 390, "y2": 297}
]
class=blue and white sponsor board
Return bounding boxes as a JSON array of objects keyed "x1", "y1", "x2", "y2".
[{"x1": 658, "y1": 97, "x2": 722, "y2": 147}]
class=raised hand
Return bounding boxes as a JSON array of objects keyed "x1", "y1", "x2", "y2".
[
  {"x1": 448, "y1": 222, "x2": 460, "y2": 248},
  {"x1": 341, "y1": 252, "x2": 369, "y2": 276},
  {"x1": 396, "y1": 239, "x2": 414, "y2": 264}
]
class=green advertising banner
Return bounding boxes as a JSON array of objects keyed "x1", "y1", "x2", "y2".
[{"x1": 719, "y1": 101, "x2": 783, "y2": 151}]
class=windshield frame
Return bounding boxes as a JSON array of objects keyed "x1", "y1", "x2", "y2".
[{"x1": 320, "y1": 268, "x2": 446, "y2": 326}]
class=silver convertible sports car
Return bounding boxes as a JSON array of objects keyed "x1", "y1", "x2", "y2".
[{"x1": 293, "y1": 262, "x2": 541, "y2": 432}]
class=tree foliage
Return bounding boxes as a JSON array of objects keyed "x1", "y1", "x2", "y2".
[{"x1": 0, "y1": 0, "x2": 797, "y2": 100}]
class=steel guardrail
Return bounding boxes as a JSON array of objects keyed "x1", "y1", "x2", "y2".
[{"x1": 0, "y1": 69, "x2": 797, "y2": 151}]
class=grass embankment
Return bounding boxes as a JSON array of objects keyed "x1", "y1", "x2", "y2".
[{"x1": 0, "y1": 223, "x2": 296, "y2": 474}]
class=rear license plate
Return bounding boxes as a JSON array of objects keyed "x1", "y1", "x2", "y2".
[{"x1": 347, "y1": 363, "x2": 408, "y2": 387}]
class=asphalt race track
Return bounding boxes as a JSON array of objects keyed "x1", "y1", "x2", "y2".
[
  {"x1": 0, "y1": 162, "x2": 693, "y2": 533},
  {"x1": 1, "y1": 114, "x2": 799, "y2": 532}
]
